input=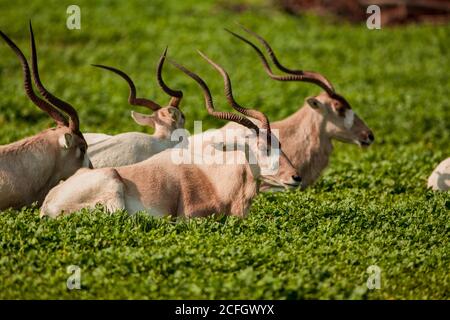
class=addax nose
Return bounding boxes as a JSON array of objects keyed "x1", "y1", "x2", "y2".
[
  {"x1": 292, "y1": 175, "x2": 302, "y2": 183},
  {"x1": 361, "y1": 131, "x2": 375, "y2": 146}
]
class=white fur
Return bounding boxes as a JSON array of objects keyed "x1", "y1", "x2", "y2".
[
  {"x1": 344, "y1": 109, "x2": 355, "y2": 129},
  {"x1": 40, "y1": 168, "x2": 125, "y2": 218},
  {"x1": 87, "y1": 132, "x2": 178, "y2": 168},
  {"x1": 40, "y1": 130, "x2": 300, "y2": 218},
  {"x1": 84, "y1": 133, "x2": 111, "y2": 145},
  {"x1": 84, "y1": 106, "x2": 185, "y2": 168}
]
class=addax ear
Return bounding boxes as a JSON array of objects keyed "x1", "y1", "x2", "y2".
[
  {"x1": 306, "y1": 97, "x2": 322, "y2": 109},
  {"x1": 58, "y1": 133, "x2": 74, "y2": 149},
  {"x1": 131, "y1": 111, "x2": 156, "y2": 127}
]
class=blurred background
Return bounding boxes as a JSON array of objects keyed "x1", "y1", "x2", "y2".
[{"x1": 276, "y1": 0, "x2": 450, "y2": 25}]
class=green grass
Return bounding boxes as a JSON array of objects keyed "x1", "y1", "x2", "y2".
[{"x1": 0, "y1": 0, "x2": 449, "y2": 299}]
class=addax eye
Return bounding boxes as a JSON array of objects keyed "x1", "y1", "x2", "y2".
[
  {"x1": 334, "y1": 104, "x2": 346, "y2": 116},
  {"x1": 79, "y1": 145, "x2": 87, "y2": 155}
]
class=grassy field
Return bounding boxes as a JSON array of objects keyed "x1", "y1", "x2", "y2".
[{"x1": 0, "y1": 0, "x2": 449, "y2": 299}]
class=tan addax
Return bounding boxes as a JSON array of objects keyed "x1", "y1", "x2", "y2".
[
  {"x1": 40, "y1": 54, "x2": 301, "y2": 218},
  {"x1": 0, "y1": 23, "x2": 90, "y2": 210},
  {"x1": 225, "y1": 25, "x2": 375, "y2": 188},
  {"x1": 84, "y1": 48, "x2": 186, "y2": 168}
]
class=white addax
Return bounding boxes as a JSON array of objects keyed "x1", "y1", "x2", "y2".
[
  {"x1": 0, "y1": 23, "x2": 91, "y2": 210},
  {"x1": 40, "y1": 54, "x2": 301, "y2": 218},
  {"x1": 224, "y1": 26, "x2": 375, "y2": 188},
  {"x1": 84, "y1": 48, "x2": 186, "y2": 168}
]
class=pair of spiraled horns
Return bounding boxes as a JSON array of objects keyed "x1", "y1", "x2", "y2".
[
  {"x1": 161, "y1": 24, "x2": 343, "y2": 141},
  {"x1": 93, "y1": 37, "x2": 271, "y2": 140},
  {"x1": 92, "y1": 47, "x2": 183, "y2": 111},
  {"x1": 226, "y1": 24, "x2": 352, "y2": 107},
  {"x1": 169, "y1": 52, "x2": 267, "y2": 136},
  {"x1": 1, "y1": 22, "x2": 339, "y2": 140},
  {"x1": 0, "y1": 22, "x2": 81, "y2": 134},
  {"x1": 95, "y1": 24, "x2": 342, "y2": 133},
  {"x1": 226, "y1": 23, "x2": 336, "y2": 96}
]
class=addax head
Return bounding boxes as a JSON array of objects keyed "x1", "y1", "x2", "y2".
[
  {"x1": 169, "y1": 52, "x2": 301, "y2": 190},
  {"x1": 253, "y1": 129, "x2": 302, "y2": 189},
  {"x1": 307, "y1": 92, "x2": 374, "y2": 146},
  {"x1": 131, "y1": 106, "x2": 184, "y2": 134},
  {"x1": 227, "y1": 24, "x2": 374, "y2": 147},
  {"x1": 92, "y1": 47, "x2": 185, "y2": 138},
  {"x1": 0, "y1": 22, "x2": 91, "y2": 174}
]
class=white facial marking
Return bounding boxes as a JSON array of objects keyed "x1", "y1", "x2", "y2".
[
  {"x1": 259, "y1": 149, "x2": 280, "y2": 176},
  {"x1": 344, "y1": 109, "x2": 355, "y2": 129},
  {"x1": 58, "y1": 134, "x2": 71, "y2": 149}
]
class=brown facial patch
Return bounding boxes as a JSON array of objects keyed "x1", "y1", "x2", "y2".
[
  {"x1": 331, "y1": 94, "x2": 352, "y2": 117},
  {"x1": 333, "y1": 102, "x2": 347, "y2": 116}
]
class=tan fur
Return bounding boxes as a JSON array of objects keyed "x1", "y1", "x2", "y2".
[
  {"x1": 41, "y1": 130, "x2": 300, "y2": 218},
  {"x1": 85, "y1": 106, "x2": 185, "y2": 168},
  {"x1": 223, "y1": 92, "x2": 374, "y2": 188},
  {"x1": 0, "y1": 126, "x2": 90, "y2": 209},
  {"x1": 0, "y1": 24, "x2": 91, "y2": 210}
]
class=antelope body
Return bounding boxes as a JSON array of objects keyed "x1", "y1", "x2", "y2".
[
  {"x1": 428, "y1": 158, "x2": 450, "y2": 191},
  {"x1": 42, "y1": 143, "x2": 260, "y2": 218},
  {"x1": 85, "y1": 49, "x2": 185, "y2": 168},
  {"x1": 224, "y1": 26, "x2": 375, "y2": 188},
  {"x1": 0, "y1": 24, "x2": 90, "y2": 210},
  {"x1": 87, "y1": 131, "x2": 180, "y2": 167},
  {"x1": 41, "y1": 54, "x2": 301, "y2": 218}
]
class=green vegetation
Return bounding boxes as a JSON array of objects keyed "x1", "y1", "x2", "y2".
[{"x1": 0, "y1": 0, "x2": 448, "y2": 299}]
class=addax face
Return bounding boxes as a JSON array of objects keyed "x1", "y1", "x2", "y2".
[
  {"x1": 307, "y1": 92, "x2": 374, "y2": 147},
  {"x1": 55, "y1": 127, "x2": 92, "y2": 177},
  {"x1": 131, "y1": 106, "x2": 185, "y2": 133},
  {"x1": 255, "y1": 131, "x2": 302, "y2": 189},
  {"x1": 157, "y1": 106, "x2": 185, "y2": 130}
]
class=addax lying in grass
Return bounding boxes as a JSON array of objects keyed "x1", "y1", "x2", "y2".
[
  {"x1": 224, "y1": 25, "x2": 375, "y2": 189},
  {"x1": 0, "y1": 23, "x2": 91, "y2": 210},
  {"x1": 84, "y1": 48, "x2": 186, "y2": 168},
  {"x1": 428, "y1": 158, "x2": 450, "y2": 191},
  {"x1": 40, "y1": 54, "x2": 301, "y2": 218}
]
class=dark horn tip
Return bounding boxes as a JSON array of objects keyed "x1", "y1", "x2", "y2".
[
  {"x1": 91, "y1": 64, "x2": 114, "y2": 72},
  {"x1": 29, "y1": 20, "x2": 34, "y2": 35},
  {"x1": 91, "y1": 64, "x2": 107, "y2": 69},
  {"x1": 224, "y1": 28, "x2": 245, "y2": 40},
  {"x1": 162, "y1": 46, "x2": 168, "y2": 57}
]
